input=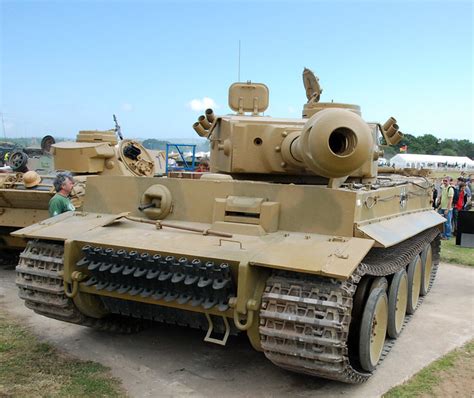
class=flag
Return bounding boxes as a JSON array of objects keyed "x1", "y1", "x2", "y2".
[{"x1": 400, "y1": 145, "x2": 408, "y2": 152}]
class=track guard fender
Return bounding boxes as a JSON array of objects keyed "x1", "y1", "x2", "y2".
[{"x1": 230, "y1": 261, "x2": 270, "y2": 351}]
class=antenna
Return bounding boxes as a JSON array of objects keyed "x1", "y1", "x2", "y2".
[
  {"x1": 238, "y1": 40, "x2": 241, "y2": 82},
  {"x1": 113, "y1": 114, "x2": 123, "y2": 140},
  {"x1": 0, "y1": 113, "x2": 6, "y2": 140}
]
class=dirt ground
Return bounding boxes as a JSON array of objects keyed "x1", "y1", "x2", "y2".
[
  {"x1": 1, "y1": 262, "x2": 473, "y2": 398},
  {"x1": 419, "y1": 344, "x2": 474, "y2": 398}
]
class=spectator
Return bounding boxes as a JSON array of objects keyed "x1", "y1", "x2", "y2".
[
  {"x1": 195, "y1": 158, "x2": 210, "y2": 173},
  {"x1": 453, "y1": 182, "x2": 468, "y2": 236},
  {"x1": 458, "y1": 177, "x2": 472, "y2": 208},
  {"x1": 437, "y1": 177, "x2": 454, "y2": 240},
  {"x1": 457, "y1": 177, "x2": 471, "y2": 199},
  {"x1": 49, "y1": 172, "x2": 75, "y2": 217}
]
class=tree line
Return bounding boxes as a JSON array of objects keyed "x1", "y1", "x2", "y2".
[{"x1": 383, "y1": 134, "x2": 474, "y2": 159}]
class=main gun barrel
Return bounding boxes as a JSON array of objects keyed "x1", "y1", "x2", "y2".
[{"x1": 281, "y1": 108, "x2": 373, "y2": 178}]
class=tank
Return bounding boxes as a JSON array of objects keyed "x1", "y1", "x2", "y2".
[
  {"x1": 0, "y1": 125, "x2": 156, "y2": 255},
  {"x1": 2, "y1": 135, "x2": 56, "y2": 174},
  {"x1": 13, "y1": 69, "x2": 445, "y2": 383},
  {"x1": 0, "y1": 141, "x2": 20, "y2": 167}
]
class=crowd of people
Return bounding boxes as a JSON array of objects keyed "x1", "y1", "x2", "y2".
[{"x1": 433, "y1": 174, "x2": 473, "y2": 240}]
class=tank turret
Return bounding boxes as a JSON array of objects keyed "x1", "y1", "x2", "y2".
[
  {"x1": 0, "y1": 119, "x2": 160, "y2": 254},
  {"x1": 53, "y1": 129, "x2": 155, "y2": 177},
  {"x1": 194, "y1": 69, "x2": 402, "y2": 188}
]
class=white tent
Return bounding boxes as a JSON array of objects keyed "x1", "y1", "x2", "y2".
[{"x1": 389, "y1": 154, "x2": 474, "y2": 170}]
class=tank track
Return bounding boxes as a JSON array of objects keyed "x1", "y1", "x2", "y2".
[
  {"x1": 259, "y1": 227, "x2": 440, "y2": 383},
  {"x1": 16, "y1": 240, "x2": 143, "y2": 333}
]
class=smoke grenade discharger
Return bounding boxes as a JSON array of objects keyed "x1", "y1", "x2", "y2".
[
  {"x1": 382, "y1": 117, "x2": 403, "y2": 145},
  {"x1": 193, "y1": 109, "x2": 215, "y2": 137}
]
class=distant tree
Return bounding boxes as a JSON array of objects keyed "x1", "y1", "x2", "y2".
[
  {"x1": 417, "y1": 134, "x2": 440, "y2": 154},
  {"x1": 398, "y1": 133, "x2": 424, "y2": 154},
  {"x1": 391, "y1": 133, "x2": 474, "y2": 158},
  {"x1": 384, "y1": 132, "x2": 473, "y2": 161},
  {"x1": 437, "y1": 139, "x2": 458, "y2": 156},
  {"x1": 456, "y1": 140, "x2": 474, "y2": 158},
  {"x1": 438, "y1": 148, "x2": 457, "y2": 156}
]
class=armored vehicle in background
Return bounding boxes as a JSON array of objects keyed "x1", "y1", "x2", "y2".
[
  {"x1": 0, "y1": 127, "x2": 155, "y2": 254},
  {"x1": 3, "y1": 135, "x2": 56, "y2": 173},
  {"x1": 0, "y1": 142, "x2": 19, "y2": 167},
  {"x1": 14, "y1": 69, "x2": 444, "y2": 382}
]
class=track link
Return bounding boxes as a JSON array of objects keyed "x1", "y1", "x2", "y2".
[
  {"x1": 259, "y1": 227, "x2": 440, "y2": 383},
  {"x1": 16, "y1": 240, "x2": 143, "y2": 333}
]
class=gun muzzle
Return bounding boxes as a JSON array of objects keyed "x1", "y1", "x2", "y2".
[
  {"x1": 198, "y1": 115, "x2": 211, "y2": 130},
  {"x1": 205, "y1": 108, "x2": 215, "y2": 123},
  {"x1": 282, "y1": 108, "x2": 373, "y2": 178},
  {"x1": 193, "y1": 122, "x2": 209, "y2": 137}
]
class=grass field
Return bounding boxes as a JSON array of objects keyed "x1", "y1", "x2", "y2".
[
  {"x1": 383, "y1": 340, "x2": 474, "y2": 398},
  {"x1": 429, "y1": 170, "x2": 471, "y2": 180},
  {"x1": 383, "y1": 236, "x2": 473, "y2": 397},
  {"x1": 0, "y1": 311, "x2": 125, "y2": 398},
  {"x1": 440, "y1": 238, "x2": 474, "y2": 266}
]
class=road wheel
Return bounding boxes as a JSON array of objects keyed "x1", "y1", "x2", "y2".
[
  {"x1": 359, "y1": 287, "x2": 388, "y2": 372},
  {"x1": 407, "y1": 255, "x2": 422, "y2": 314},
  {"x1": 387, "y1": 269, "x2": 408, "y2": 338},
  {"x1": 420, "y1": 244, "x2": 433, "y2": 296},
  {"x1": 349, "y1": 277, "x2": 371, "y2": 347},
  {"x1": 8, "y1": 151, "x2": 28, "y2": 172},
  {"x1": 369, "y1": 276, "x2": 388, "y2": 293}
]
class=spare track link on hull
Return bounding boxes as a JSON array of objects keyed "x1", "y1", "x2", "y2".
[
  {"x1": 75, "y1": 245, "x2": 235, "y2": 312},
  {"x1": 15, "y1": 240, "x2": 142, "y2": 333},
  {"x1": 259, "y1": 227, "x2": 440, "y2": 383}
]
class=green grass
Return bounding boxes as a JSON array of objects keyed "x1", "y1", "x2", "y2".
[
  {"x1": 384, "y1": 340, "x2": 474, "y2": 398},
  {"x1": 440, "y1": 238, "x2": 474, "y2": 266},
  {"x1": 0, "y1": 312, "x2": 126, "y2": 397},
  {"x1": 429, "y1": 170, "x2": 466, "y2": 180}
]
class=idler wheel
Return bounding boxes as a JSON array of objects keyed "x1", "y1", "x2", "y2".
[
  {"x1": 420, "y1": 244, "x2": 433, "y2": 296},
  {"x1": 359, "y1": 287, "x2": 388, "y2": 372},
  {"x1": 406, "y1": 255, "x2": 422, "y2": 314},
  {"x1": 387, "y1": 269, "x2": 408, "y2": 339}
]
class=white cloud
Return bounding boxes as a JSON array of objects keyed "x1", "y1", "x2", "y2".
[
  {"x1": 188, "y1": 97, "x2": 218, "y2": 112},
  {"x1": 121, "y1": 103, "x2": 133, "y2": 112}
]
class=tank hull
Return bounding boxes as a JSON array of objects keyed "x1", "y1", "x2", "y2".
[{"x1": 14, "y1": 175, "x2": 443, "y2": 382}]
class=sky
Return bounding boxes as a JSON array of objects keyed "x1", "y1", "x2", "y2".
[{"x1": 1, "y1": 0, "x2": 473, "y2": 143}]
